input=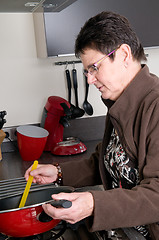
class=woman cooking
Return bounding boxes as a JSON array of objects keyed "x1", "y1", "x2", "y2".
[{"x1": 25, "y1": 11, "x2": 159, "y2": 239}]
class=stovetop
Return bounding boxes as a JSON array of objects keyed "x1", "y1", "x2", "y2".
[
  {"x1": 0, "y1": 221, "x2": 145, "y2": 240},
  {"x1": 0, "y1": 221, "x2": 95, "y2": 240}
]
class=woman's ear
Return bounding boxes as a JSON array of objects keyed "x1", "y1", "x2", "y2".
[{"x1": 119, "y1": 44, "x2": 132, "y2": 68}]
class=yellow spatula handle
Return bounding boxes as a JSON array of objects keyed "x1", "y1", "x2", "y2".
[{"x1": 19, "y1": 160, "x2": 38, "y2": 208}]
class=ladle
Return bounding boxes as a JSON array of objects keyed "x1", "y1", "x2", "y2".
[
  {"x1": 83, "y1": 75, "x2": 93, "y2": 115},
  {"x1": 72, "y1": 67, "x2": 85, "y2": 118}
]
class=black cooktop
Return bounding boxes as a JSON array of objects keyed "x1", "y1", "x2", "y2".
[
  {"x1": 0, "y1": 221, "x2": 146, "y2": 240},
  {"x1": 0, "y1": 221, "x2": 97, "y2": 240}
]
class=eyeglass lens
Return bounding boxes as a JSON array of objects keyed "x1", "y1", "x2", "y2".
[{"x1": 84, "y1": 65, "x2": 98, "y2": 77}]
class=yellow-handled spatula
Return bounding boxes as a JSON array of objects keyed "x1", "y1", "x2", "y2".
[{"x1": 19, "y1": 160, "x2": 38, "y2": 208}]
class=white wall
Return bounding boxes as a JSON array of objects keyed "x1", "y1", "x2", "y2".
[{"x1": 0, "y1": 13, "x2": 159, "y2": 128}]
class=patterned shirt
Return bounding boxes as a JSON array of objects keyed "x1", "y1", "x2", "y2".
[{"x1": 104, "y1": 129, "x2": 150, "y2": 239}]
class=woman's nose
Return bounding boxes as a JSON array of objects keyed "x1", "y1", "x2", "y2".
[{"x1": 87, "y1": 74, "x2": 96, "y2": 85}]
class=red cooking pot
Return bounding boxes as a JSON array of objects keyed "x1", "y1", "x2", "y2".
[{"x1": 0, "y1": 186, "x2": 73, "y2": 238}]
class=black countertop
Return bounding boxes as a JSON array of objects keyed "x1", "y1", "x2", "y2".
[
  {"x1": 0, "y1": 116, "x2": 106, "y2": 181},
  {"x1": 0, "y1": 140, "x2": 100, "y2": 181}
]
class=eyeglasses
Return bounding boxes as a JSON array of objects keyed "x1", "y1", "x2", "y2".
[{"x1": 83, "y1": 49, "x2": 116, "y2": 77}]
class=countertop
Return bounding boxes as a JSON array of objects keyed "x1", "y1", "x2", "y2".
[
  {"x1": 0, "y1": 139, "x2": 100, "y2": 180},
  {"x1": 0, "y1": 116, "x2": 106, "y2": 180}
]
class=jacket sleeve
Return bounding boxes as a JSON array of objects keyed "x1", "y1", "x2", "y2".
[
  {"x1": 88, "y1": 184, "x2": 159, "y2": 232},
  {"x1": 60, "y1": 143, "x2": 102, "y2": 188}
]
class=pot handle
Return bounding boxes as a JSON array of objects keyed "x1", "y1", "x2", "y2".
[
  {"x1": 50, "y1": 199, "x2": 72, "y2": 208},
  {"x1": 38, "y1": 199, "x2": 72, "y2": 222}
]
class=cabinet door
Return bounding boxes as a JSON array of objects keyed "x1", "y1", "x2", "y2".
[{"x1": 34, "y1": 0, "x2": 159, "y2": 58}]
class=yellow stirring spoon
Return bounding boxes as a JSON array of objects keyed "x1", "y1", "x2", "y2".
[{"x1": 19, "y1": 160, "x2": 38, "y2": 208}]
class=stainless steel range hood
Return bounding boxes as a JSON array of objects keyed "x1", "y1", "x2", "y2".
[
  {"x1": 33, "y1": 0, "x2": 159, "y2": 58},
  {"x1": 42, "y1": 0, "x2": 77, "y2": 12},
  {"x1": 0, "y1": 0, "x2": 77, "y2": 13}
]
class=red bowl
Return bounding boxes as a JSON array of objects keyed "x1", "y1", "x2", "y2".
[{"x1": 17, "y1": 125, "x2": 49, "y2": 161}]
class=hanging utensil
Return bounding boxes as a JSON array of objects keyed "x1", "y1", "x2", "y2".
[
  {"x1": 19, "y1": 160, "x2": 38, "y2": 208},
  {"x1": 65, "y1": 68, "x2": 78, "y2": 119},
  {"x1": 72, "y1": 65, "x2": 85, "y2": 118},
  {"x1": 83, "y1": 75, "x2": 93, "y2": 115}
]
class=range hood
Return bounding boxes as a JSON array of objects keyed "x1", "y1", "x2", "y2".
[
  {"x1": 0, "y1": 0, "x2": 77, "y2": 13},
  {"x1": 42, "y1": 0, "x2": 77, "y2": 12},
  {"x1": 33, "y1": 0, "x2": 159, "y2": 58}
]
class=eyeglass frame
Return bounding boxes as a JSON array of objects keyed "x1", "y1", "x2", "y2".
[{"x1": 83, "y1": 49, "x2": 116, "y2": 77}]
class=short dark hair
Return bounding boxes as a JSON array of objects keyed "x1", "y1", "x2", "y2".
[{"x1": 75, "y1": 11, "x2": 147, "y2": 62}]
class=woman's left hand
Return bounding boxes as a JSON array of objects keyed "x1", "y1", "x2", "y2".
[{"x1": 42, "y1": 192, "x2": 94, "y2": 224}]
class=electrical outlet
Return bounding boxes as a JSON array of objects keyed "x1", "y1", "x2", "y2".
[{"x1": 3, "y1": 127, "x2": 17, "y2": 142}]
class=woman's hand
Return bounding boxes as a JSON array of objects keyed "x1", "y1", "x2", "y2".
[
  {"x1": 42, "y1": 192, "x2": 94, "y2": 224},
  {"x1": 24, "y1": 164, "x2": 58, "y2": 184}
]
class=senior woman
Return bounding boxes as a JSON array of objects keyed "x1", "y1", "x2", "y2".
[{"x1": 25, "y1": 11, "x2": 159, "y2": 239}]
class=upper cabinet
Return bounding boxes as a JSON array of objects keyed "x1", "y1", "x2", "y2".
[{"x1": 33, "y1": 0, "x2": 159, "y2": 58}]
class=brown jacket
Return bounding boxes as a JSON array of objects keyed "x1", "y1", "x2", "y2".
[{"x1": 61, "y1": 65, "x2": 159, "y2": 239}]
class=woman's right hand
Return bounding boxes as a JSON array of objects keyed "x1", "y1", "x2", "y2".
[{"x1": 24, "y1": 164, "x2": 58, "y2": 184}]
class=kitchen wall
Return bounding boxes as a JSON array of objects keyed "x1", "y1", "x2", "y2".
[{"x1": 0, "y1": 13, "x2": 159, "y2": 128}]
